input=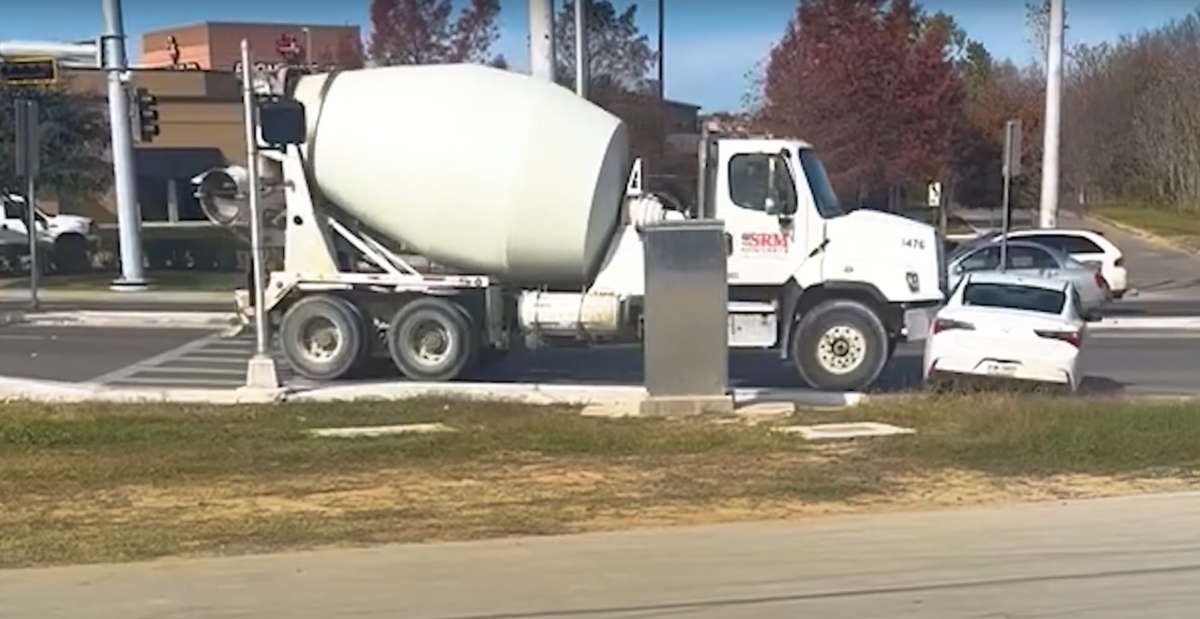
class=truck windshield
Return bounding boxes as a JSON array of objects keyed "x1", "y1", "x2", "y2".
[{"x1": 798, "y1": 149, "x2": 843, "y2": 219}]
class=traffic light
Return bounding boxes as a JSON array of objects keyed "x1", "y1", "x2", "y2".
[
  {"x1": 131, "y1": 87, "x2": 160, "y2": 143},
  {"x1": 0, "y1": 58, "x2": 58, "y2": 87}
]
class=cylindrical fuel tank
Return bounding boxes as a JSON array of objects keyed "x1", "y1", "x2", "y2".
[{"x1": 289, "y1": 63, "x2": 630, "y2": 287}]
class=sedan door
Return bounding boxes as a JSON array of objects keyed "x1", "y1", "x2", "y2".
[{"x1": 1003, "y1": 244, "x2": 1060, "y2": 277}]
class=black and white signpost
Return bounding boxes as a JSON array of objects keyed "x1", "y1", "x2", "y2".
[{"x1": 13, "y1": 98, "x2": 42, "y2": 310}]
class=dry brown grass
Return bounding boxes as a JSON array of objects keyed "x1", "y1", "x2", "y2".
[{"x1": 3, "y1": 394, "x2": 1200, "y2": 568}]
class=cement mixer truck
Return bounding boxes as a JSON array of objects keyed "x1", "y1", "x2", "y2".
[{"x1": 193, "y1": 63, "x2": 947, "y2": 392}]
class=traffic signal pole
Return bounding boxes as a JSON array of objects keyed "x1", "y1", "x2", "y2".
[{"x1": 100, "y1": 0, "x2": 147, "y2": 290}]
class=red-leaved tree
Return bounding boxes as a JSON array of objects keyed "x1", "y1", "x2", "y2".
[
  {"x1": 318, "y1": 31, "x2": 366, "y2": 70},
  {"x1": 367, "y1": 0, "x2": 502, "y2": 66},
  {"x1": 758, "y1": 0, "x2": 964, "y2": 208}
]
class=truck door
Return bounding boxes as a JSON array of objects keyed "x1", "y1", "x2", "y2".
[{"x1": 721, "y1": 150, "x2": 807, "y2": 285}]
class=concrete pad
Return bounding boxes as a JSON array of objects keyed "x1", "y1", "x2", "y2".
[
  {"x1": 306, "y1": 423, "x2": 455, "y2": 438},
  {"x1": 13, "y1": 310, "x2": 237, "y2": 329},
  {"x1": 288, "y1": 381, "x2": 649, "y2": 406},
  {"x1": 772, "y1": 422, "x2": 915, "y2": 440},
  {"x1": 733, "y1": 387, "x2": 867, "y2": 408},
  {"x1": 639, "y1": 394, "x2": 737, "y2": 417}
]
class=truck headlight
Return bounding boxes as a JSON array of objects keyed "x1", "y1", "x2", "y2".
[{"x1": 906, "y1": 271, "x2": 920, "y2": 293}]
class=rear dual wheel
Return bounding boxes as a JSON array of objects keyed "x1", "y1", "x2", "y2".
[
  {"x1": 387, "y1": 297, "x2": 479, "y2": 382},
  {"x1": 279, "y1": 294, "x2": 371, "y2": 381}
]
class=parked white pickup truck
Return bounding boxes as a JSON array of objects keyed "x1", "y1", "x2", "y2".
[{"x1": 0, "y1": 194, "x2": 96, "y2": 274}]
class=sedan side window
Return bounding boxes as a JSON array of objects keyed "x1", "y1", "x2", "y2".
[{"x1": 959, "y1": 246, "x2": 999, "y2": 272}]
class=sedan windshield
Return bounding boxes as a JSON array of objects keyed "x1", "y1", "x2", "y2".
[{"x1": 962, "y1": 282, "x2": 1066, "y2": 314}]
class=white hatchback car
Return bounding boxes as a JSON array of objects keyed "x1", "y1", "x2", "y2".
[
  {"x1": 924, "y1": 272, "x2": 1089, "y2": 392},
  {"x1": 991, "y1": 228, "x2": 1128, "y2": 298}
]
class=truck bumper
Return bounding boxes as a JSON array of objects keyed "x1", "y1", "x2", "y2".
[{"x1": 901, "y1": 305, "x2": 937, "y2": 342}]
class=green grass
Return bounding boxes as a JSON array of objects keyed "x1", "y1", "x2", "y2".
[
  {"x1": 4, "y1": 395, "x2": 1200, "y2": 568},
  {"x1": 852, "y1": 394, "x2": 1200, "y2": 476},
  {"x1": 0, "y1": 270, "x2": 240, "y2": 291},
  {"x1": 1091, "y1": 204, "x2": 1200, "y2": 249}
]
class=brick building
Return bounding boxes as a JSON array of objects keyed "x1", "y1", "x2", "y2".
[
  {"x1": 47, "y1": 21, "x2": 361, "y2": 223},
  {"x1": 140, "y1": 21, "x2": 362, "y2": 73}
]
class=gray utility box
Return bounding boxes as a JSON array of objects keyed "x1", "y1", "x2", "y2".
[{"x1": 640, "y1": 219, "x2": 734, "y2": 416}]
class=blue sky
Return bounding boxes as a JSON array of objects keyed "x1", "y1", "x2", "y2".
[{"x1": 2, "y1": 0, "x2": 1195, "y2": 111}]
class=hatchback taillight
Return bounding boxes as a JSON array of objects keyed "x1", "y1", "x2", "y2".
[
  {"x1": 1035, "y1": 329, "x2": 1082, "y2": 348},
  {"x1": 932, "y1": 318, "x2": 974, "y2": 334},
  {"x1": 1114, "y1": 256, "x2": 1124, "y2": 267},
  {"x1": 1094, "y1": 271, "x2": 1109, "y2": 290}
]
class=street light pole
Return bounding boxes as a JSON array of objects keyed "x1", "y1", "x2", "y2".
[
  {"x1": 1038, "y1": 0, "x2": 1065, "y2": 229},
  {"x1": 656, "y1": 0, "x2": 664, "y2": 101},
  {"x1": 240, "y1": 39, "x2": 279, "y2": 391},
  {"x1": 100, "y1": 0, "x2": 147, "y2": 289},
  {"x1": 574, "y1": 0, "x2": 588, "y2": 97},
  {"x1": 529, "y1": 0, "x2": 555, "y2": 82}
]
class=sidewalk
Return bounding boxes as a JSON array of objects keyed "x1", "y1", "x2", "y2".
[
  {"x1": 2, "y1": 492, "x2": 1198, "y2": 619},
  {"x1": 0, "y1": 288, "x2": 233, "y2": 312}
]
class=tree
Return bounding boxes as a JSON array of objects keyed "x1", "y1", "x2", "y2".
[
  {"x1": 759, "y1": 0, "x2": 964, "y2": 207},
  {"x1": 553, "y1": 0, "x2": 658, "y2": 95},
  {"x1": 0, "y1": 83, "x2": 111, "y2": 205},
  {"x1": 366, "y1": 0, "x2": 502, "y2": 66},
  {"x1": 318, "y1": 31, "x2": 366, "y2": 69}
]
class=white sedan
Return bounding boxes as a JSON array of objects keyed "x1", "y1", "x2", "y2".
[{"x1": 924, "y1": 272, "x2": 1089, "y2": 392}]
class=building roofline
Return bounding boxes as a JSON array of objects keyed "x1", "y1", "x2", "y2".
[{"x1": 143, "y1": 20, "x2": 360, "y2": 33}]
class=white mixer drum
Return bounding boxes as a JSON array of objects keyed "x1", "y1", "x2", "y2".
[{"x1": 290, "y1": 64, "x2": 631, "y2": 286}]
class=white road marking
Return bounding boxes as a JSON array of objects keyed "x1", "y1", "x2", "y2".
[{"x1": 90, "y1": 325, "x2": 240, "y2": 385}]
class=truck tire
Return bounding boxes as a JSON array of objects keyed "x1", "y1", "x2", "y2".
[
  {"x1": 791, "y1": 299, "x2": 889, "y2": 392},
  {"x1": 279, "y1": 294, "x2": 366, "y2": 381},
  {"x1": 53, "y1": 234, "x2": 90, "y2": 275},
  {"x1": 387, "y1": 297, "x2": 477, "y2": 382}
]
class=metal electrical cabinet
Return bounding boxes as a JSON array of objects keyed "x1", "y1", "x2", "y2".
[{"x1": 641, "y1": 219, "x2": 732, "y2": 413}]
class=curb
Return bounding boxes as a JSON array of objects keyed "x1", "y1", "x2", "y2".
[
  {"x1": 0, "y1": 377, "x2": 866, "y2": 411},
  {"x1": 1, "y1": 310, "x2": 238, "y2": 329},
  {"x1": 1087, "y1": 213, "x2": 1199, "y2": 255}
]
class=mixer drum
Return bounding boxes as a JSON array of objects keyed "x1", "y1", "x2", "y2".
[{"x1": 289, "y1": 63, "x2": 631, "y2": 287}]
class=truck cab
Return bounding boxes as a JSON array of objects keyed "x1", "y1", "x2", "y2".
[{"x1": 691, "y1": 135, "x2": 945, "y2": 389}]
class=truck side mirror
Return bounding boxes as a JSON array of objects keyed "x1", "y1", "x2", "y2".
[
  {"x1": 765, "y1": 157, "x2": 779, "y2": 214},
  {"x1": 765, "y1": 155, "x2": 797, "y2": 218}
]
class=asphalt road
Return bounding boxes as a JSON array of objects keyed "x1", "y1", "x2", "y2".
[
  {"x1": 2, "y1": 323, "x2": 1199, "y2": 396},
  {"x1": 0, "y1": 326, "x2": 217, "y2": 383},
  {"x1": 5, "y1": 491, "x2": 1200, "y2": 618}
]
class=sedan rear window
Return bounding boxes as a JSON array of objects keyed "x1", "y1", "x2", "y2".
[{"x1": 962, "y1": 283, "x2": 1066, "y2": 314}]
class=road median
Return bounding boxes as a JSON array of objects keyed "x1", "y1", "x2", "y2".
[
  {"x1": 3, "y1": 394, "x2": 1200, "y2": 569},
  {"x1": 1088, "y1": 205, "x2": 1200, "y2": 253}
]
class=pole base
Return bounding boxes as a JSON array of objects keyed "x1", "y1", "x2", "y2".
[
  {"x1": 245, "y1": 354, "x2": 280, "y2": 390},
  {"x1": 109, "y1": 279, "x2": 150, "y2": 292}
]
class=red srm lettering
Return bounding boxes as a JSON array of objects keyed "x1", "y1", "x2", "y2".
[{"x1": 741, "y1": 232, "x2": 789, "y2": 252}]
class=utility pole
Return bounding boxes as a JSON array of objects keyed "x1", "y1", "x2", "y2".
[
  {"x1": 529, "y1": 0, "x2": 555, "y2": 83},
  {"x1": 574, "y1": 0, "x2": 588, "y2": 97},
  {"x1": 100, "y1": 0, "x2": 147, "y2": 289},
  {"x1": 1038, "y1": 0, "x2": 1064, "y2": 229}
]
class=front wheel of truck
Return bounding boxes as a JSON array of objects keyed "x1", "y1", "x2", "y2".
[{"x1": 791, "y1": 299, "x2": 889, "y2": 392}]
